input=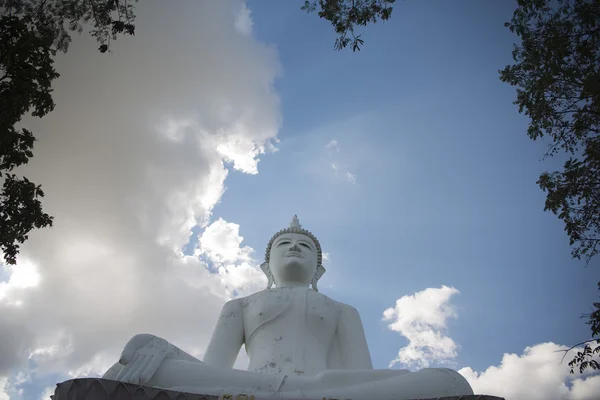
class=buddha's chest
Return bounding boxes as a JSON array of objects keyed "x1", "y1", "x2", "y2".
[{"x1": 242, "y1": 288, "x2": 340, "y2": 343}]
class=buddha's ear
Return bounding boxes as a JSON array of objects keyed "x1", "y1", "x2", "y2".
[
  {"x1": 260, "y1": 262, "x2": 274, "y2": 289},
  {"x1": 311, "y1": 264, "x2": 326, "y2": 292}
]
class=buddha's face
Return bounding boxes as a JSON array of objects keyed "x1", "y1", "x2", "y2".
[{"x1": 269, "y1": 233, "x2": 318, "y2": 287}]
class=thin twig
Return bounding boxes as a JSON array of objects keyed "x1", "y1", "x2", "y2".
[{"x1": 556, "y1": 339, "x2": 600, "y2": 364}]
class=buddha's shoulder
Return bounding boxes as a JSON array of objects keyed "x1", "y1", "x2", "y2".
[
  {"x1": 236, "y1": 289, "x2": 281, "y2": 307},
  {"x1": 236, "y1": 290, "x2": 265, "y2": 307},
  {"x1": 309, "y1": 290, "x2": 338, "y2": 304},
  {"x1": 233, "y1": 289, "x2": 350, "y2": 310},
  {"x1": 328, "y1": 297, "x2": 358, "y2": 313},
  {"x1": 309, "y1": 292, "x2": 359, "y2": 314},
  {"x1": 307, "y1": 291, "x2": 359, "y2": 315}
]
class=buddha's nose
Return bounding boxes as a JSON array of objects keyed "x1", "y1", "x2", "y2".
[{"x1": 289, "y1": 242, "x2": 301, "y2": 252}]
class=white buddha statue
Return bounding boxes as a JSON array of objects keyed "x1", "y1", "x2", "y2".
[{"x1": 103, "y1": 216, "x2": 474, "y2": 399}]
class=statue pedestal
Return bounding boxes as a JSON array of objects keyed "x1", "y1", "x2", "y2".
[{"x1": 51, "y1": 379, "x2": 505, "y2": 400}]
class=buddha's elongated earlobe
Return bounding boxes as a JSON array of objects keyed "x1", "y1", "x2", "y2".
[
  {"x1": 260, "y1": 262, "x2": 274, "y2": 289},
  {"x1": 310, "y1": 264, "x2": 326, "y2": 292}
]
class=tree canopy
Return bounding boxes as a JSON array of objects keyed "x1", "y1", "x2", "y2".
[
  {"x1": 301, "y1": 0, "x2": 395, "y2": 51},
  {"x1": 500, "y1": 0, "x2": 599, "y2": 373},
  {"x1": 500, "y1": 0, "x2": 599, "y2": 265},
  {"x1": 0, "y1": 0, "x2": 137, "y2": 265}
]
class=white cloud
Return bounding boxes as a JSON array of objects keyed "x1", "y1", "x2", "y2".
[
  {"x1": 66, "y1": 352, "x2": 117, "y2": 379},
  {"x1": 459, "y1": 342, "x2": 600, "y2": 400},
  {"x1": 0, "y1": 259, "x2": 41, "y2": 303},
  {"x1": 329, "y1": 161, "x2": 356, "y2": 183},
  {"x1": 383, "y1": 286, "x2": 460, "y2": 369},
  {"x1": 570, "y1": 374, "x2": 600, "y2": 400},
  {"x1": 218, "y1": 262, "x2": 266, "y2": 298},
  {"x1": 198, "y1": 218, "x2": 253, "y2": 264},
  {"x1": 323, "y1": 139, "x2": 356, "y2": 183},
  {"x1": 197, "y1": 218, "x2": 266, "y2": 297},
  {"x1": 234, "y1": 3, "x2": 253, "y2": 36},
  {"x1": 215, "y1": 124, "x2": 277, "y2": 174},
  {"x1": 0, "y1": 0, "x2": 278, "y2": 389},
  {"x1": 345, "y1": 171, "x2": 356, "y2": 184},
  {"x1": 383, "y1": 289, "x2": 600, "y2": 399},
  {"x1": 0, "y1": 372, "x2": 30, "y2": 399},
  {"x1": 326, "y1": 139, "x2": 339, "y2": 150},
  {"x1": 0, "y1": 377, "x2": 9, "y2": 400},
  {"x1": 39, "y1": 387, "x2": 54, "y2": 400}
]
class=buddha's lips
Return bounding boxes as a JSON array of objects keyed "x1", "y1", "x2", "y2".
[{"x1": 285, "y1": 252, "x2": 303, "y2": 258}]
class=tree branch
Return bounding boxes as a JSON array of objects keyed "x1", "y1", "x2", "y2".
[{"x1": 556, "y1": 339, "x2": 600, "y2": 364}]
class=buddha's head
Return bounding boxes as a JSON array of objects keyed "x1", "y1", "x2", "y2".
[{"x1": 261, "y1": 215, "x2": 325, "y2": 291}]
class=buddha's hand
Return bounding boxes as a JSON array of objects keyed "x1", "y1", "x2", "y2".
[{"x1": 115, "y1": 334, "x2": 170, "y2": 385}]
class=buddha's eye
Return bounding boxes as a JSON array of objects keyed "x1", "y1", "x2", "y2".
[
  {"x1": 276, "y1": 240, "x2": 290, "y2": 247},
  {"x1": 300, "y1": 243, "x2": 311, "y2": 249}
]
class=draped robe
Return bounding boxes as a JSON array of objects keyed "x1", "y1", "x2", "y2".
[{"x1": 238, "y1": 286, "x2": 350, "y2": 375}]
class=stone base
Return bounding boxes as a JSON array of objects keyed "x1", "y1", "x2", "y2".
[{"x1": 51, "y1": 379, "x2": 505, "y2": 400}]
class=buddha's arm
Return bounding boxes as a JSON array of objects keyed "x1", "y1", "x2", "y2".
[
  {"x1": 336, "y1": 305, "x2": 373, "y2": 370},
  {"x1": 202, "y1": 299, "x2": 244, "y2": 368}
]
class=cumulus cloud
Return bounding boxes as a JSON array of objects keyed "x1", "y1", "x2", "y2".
[
  {"x1": 39, "y1": 386, "x2": 55, "y2": 400},
  {"x1": 0, "y1": 258, "x2": 41, "y2": 305},
  {"x1": 459, "y1": 342, "x2": 600, "y2": 400},
  {"x1": 234, "y1": 3, "x2": 254, "y2": 36},
  {"x1": 0, "y1": 0, "x2": 278, "y2": 395},
  {"x1": 0, "y1": 372, "x2": 29, "y2": 399},
  {"x1": 383, "y1": 288, "x2": 600, "y2": 399},
  {"x1": 570, "y1": 374, "x2": 600, "y2": 399},
  {"x1": 197, "y1": 218, "x2": 253, "y2": 264},
  {"x1": 197, "y1": 218, "x2": 266, "y2": 297},
  {"x1": 383, "y1": 286, "x2": 460, "y2": 369},
  {"x1": 0, "y1": 377, "x2": 8, "y2": 400}
]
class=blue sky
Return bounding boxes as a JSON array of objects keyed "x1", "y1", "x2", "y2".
[
  {"x1": 219, "y1": 0, "x2": 599, "y2": 371},
  {"x1": 1, "y1": 1, "x2": 599, "y2": 399}
]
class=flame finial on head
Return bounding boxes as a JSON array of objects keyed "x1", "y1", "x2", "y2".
[
  {"x1": 261, "y1": 215, "x2": 325, "y2": 291},
  {"x1": 290, "y1": 214, "x2": 302, "y2": 230}
]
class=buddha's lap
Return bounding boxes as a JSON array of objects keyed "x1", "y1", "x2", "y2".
[{"x1": 150, "y1": 358, "x2": 468, "y2": 392}]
